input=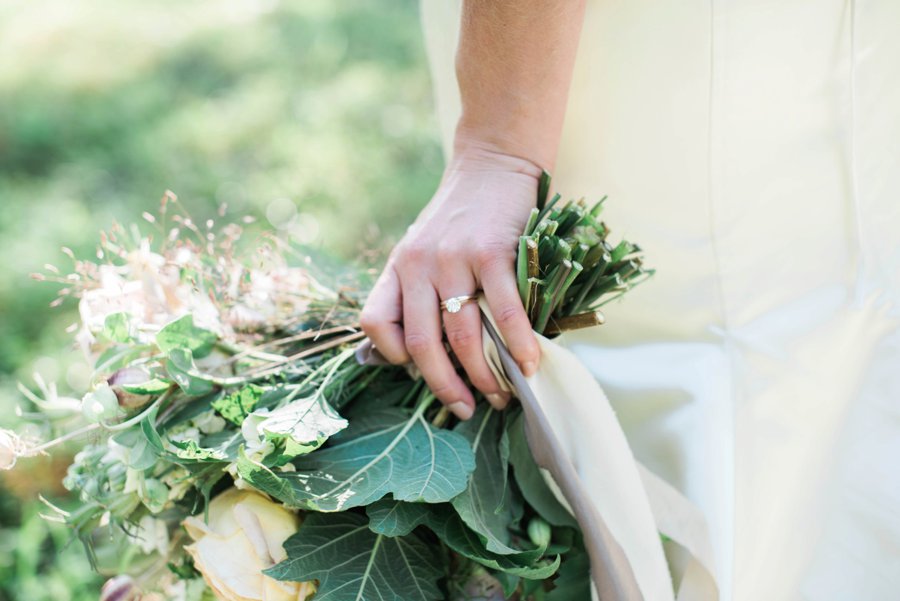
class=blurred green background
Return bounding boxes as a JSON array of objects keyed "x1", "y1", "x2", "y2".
[{"x1": 0, "y1": 1, "x2": 442, "y2": 598}]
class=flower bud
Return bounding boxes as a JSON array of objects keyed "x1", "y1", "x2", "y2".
[
  {"x1": 527, "y1": 517, "x2": 552, "y2": 548},
  {"x1": 100, "y1": 575, "x2": 140, "y2": 601},
  {"x1": 82, "y1": 384, "x2": 122, "y2": 423},
  {"x1": 108, "y1": 367, "x2": 153, "y2": 410}
]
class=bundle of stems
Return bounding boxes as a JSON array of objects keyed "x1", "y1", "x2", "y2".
[{"x1": 516, "y1": 172, "x2": 654, "y2": 336}]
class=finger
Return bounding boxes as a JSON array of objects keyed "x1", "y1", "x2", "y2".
[
  {"x1": 399, "y1": 272, "x2": 475, "y2": 419},
  {"x1": 359, "y1": 265, "x2": 410, "y2": 364},
  {"x1": 437, "y1": 271, "x2": 509, "y2": 410},
  {"x1": 478, "y1": 256, "x2": 541, "y2": 377}
]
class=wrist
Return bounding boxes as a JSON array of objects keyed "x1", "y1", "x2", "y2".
[{"x1": 448, "y1": 133, "x2": 545, "y2": 181}]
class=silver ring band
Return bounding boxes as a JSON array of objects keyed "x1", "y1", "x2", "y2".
[{"x1": 440, "y1": 294, "x2": 478, "y2": 314}]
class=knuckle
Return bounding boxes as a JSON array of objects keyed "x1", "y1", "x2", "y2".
[
  {"x1": 445, "y1": 325, "x2": 477, "y2": 350},
  {"x1": 494, "y1": 304, "x2": 523, "y2": 328},
  {"x1": 397, "y1": 240, "x2": 430, "y2": 267},
  {"x1": 435, "y1": 242, "x2": 459, "y2": 266},
  {"x1": 404, "y1": 332, "x2": 435, "y2": 356},
  {"x1": 474, "y1": 242, "x2": 513, "y2": 269},
  {"x1": 359, "y1": 308, "x2": 380, "y2": 333}
]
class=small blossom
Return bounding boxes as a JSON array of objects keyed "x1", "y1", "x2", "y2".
[{"x1": 0, "y1": 429, "x2": 24, "y2": 470}]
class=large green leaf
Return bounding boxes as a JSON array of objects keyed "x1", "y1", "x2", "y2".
[
  {"x1": 266, "y1": 512, "x2": 442, "y2": 601},
  {"x1": 426, "y1": 506, "x2": 561, "y2": 580},
  {"x1": 546, "y1": 546, "x2": 592, "y2": 600},
  {"x1": 237, "y1": 407, "x2": 475, "y2": 511},
  {"x1": 451, "y1": 405, "x2": 519, "y2": 554},
  {"x1": 508, "y1": 413, "x2": 578, "y2": 528},
  {"x1": 366, "y1": 499, "x2": 431, "y2": 537}
]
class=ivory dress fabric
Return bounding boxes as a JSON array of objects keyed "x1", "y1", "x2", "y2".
[{"x1": 420, "y1": 1, "x2": 900, "y2": 599}]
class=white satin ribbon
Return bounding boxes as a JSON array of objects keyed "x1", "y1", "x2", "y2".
[{"x1": 479, "y1": 298, "x2": 718, "y2": 601}]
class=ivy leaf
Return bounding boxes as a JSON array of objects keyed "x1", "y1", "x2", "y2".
[
  {"x1": 266, "y1": 512, "x2": 442, "y2": 601},
  {"x1": 211, "y1": 385, "x2": 264, "y2": 426},
  {"x1": 244, "y1": 393, "x2": 348, "y2": 457},
  {"x1": 156, "y1": 315, "x2": 217, "y2": 358},
  {"x1": 165, "y1": 348, "x2": 215, "y2": 396},
  {"x1": 508, "y1": 413, "x2": 578, "y2": 528},
  {"x1": 451, "y1": 405, "x2": 518, "y2": 554},
  {"x1": 366, "y1": 499, "x2": 431, "y2": 537},
  {"x1": 237, "y1": 407, "x2": 475, "y2": 511}
]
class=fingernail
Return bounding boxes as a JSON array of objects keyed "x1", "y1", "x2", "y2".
[
  {"x1": 447, "y1": 401, "x2": 474, "y2": 420},
  {"x1": 486, "y1": 392, "x2": 510, "y2": 410},
  {"x1": 522, "y1": 361, "x2": 538, "y2": 377}
]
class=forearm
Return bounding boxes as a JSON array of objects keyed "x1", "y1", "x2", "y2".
[{"x1": 454, "y1": 0, "x2": 586, "y2": 172}]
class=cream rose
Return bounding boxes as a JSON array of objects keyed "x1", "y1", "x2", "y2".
[{"x1": 183, "y1": 489, "x2": 315, "y2": 601}]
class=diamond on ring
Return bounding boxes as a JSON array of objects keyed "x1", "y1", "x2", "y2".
[{"x1": 440, "y1": 295, "x2": 477, "y2": 314}]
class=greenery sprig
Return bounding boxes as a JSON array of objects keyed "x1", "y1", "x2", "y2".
[{"x1": 517, "y1": 172, "x2": 654, "y2": 336}]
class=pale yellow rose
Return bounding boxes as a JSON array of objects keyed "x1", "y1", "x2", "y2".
[{"x1": 183, "y1": 489, "x2": 315, "y2": 601}]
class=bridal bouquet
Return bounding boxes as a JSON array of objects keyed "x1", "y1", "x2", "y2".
[{"x1": 3, "y1": 178, "x2": 651, "y2": 601}]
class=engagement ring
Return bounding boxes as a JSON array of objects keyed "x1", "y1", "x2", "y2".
[{"x1": 440, "y1": 294, "x2": 478, "y2": 314}]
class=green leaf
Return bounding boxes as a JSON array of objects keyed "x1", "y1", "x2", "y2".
[
  {"x1": 493, "y1": 571, "x2": 521, "y2": 598},
  {"x1": 211, "y1": 385, "x2": 264, "y2": 426},
  {"x1": 237, "y1": 406, "x2": 475, "y2": 511},
  {"x1": 121, "y1": 378, "x2": 171, "y2": 395},
  {"x1": 451, "y1": 405, "x2": 518, "y2": 554},
  {"x1": 508, "y1": 413, "x2": 578, "y2": 528},
  {"x1": 165, "y1": 348, "x2": 215, "y2": 396},
  {"x1": 266, "y1": 512, "x2": 442, "y2": 601},
  {"x1": 111, "y1": 427, "x2": 158, "y2": 471},
  {"x1": 168, "y1": 438, "x2": 228, "y2": 462},
  {"x1": 244, "y1": 393, "x2": 348, "y2": 457},
  {"x1": 366, "y1": 499, "x2": 431, "y2": 537},
  {"x1": 102, "y1": 312, "x2": 132, "y2": 343},
  {"x1": 546, "y1": 546, "x2": 592, "y2": 600},
  {"x1": 156, "y1": 315, "x2": 217, "y2": 359},
  {"x1": 426, "y1": 507, "x2": 561, "y2": 580}
]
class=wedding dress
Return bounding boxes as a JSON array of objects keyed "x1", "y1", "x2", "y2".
[{"x1": 420, "y1": 1, "x2": 900, "y2": 599}]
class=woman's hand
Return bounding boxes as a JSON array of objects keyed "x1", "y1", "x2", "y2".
[{"x1": 360, "y1": 145, "x2": 542, "y2": 419}]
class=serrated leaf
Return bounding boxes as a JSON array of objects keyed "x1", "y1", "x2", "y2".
[
  {"x1": 237, "y1": 407, "x2": 475, "y2": 511},
  {"x1": 508, "y1": 413, "x2": 578, "y2": 528},
  {"x1": 266, "y1": 512, "x2": 442, "y2": 601},
  {"x1": 165, "y1": 348, "x2": 215, "y2": 396},
  {"x1": 211, "y1": 385, "x2": 264, "y2": 426},
  {"x1": 451, "y1": 405, "x2": 518, "y2": 554},
  {"x1": 366, "y1": 499, "x2": 431, "y2": 537},
  {"x1": 156, "y1": 315, "x2": 217, "y2": 358}
]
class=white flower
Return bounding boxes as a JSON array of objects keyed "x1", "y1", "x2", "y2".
[
  {"x1": 183, "y1": 489, "x2": 315, "y2": 601},
  {"x1": 132, "y1": 515, "x2": 170, "y2": 555},
  {"x1": 0, "y1": 429, "x2": 23, "y2": 470}
]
